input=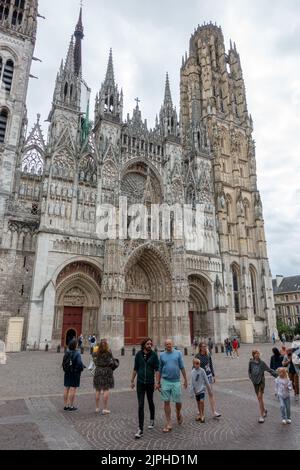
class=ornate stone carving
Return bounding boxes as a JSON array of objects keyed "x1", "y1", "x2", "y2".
[{"x1": 56, "y1": 262, "x2": 102, "y2": 287}]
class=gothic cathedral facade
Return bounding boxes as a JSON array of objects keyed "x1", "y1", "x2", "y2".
[{"x1": 0, "y1": 1, "x2": 276, "y2": 351}]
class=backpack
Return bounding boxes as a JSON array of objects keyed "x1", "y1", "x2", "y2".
[
  {"x1": 62, "y1": 351, "x2": 74, "y2": 373},
  {"x1": 292, "y1": 348, "x2": 300, "y2": 366}
]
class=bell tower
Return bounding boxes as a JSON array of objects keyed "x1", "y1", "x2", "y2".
[{"x1": 0, "y1": 0, "x2": 39, "y2": 236}]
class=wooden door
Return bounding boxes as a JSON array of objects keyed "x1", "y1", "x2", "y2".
[
  {"x1": 61, "y1": 307, "x2": 83, "y2": 347},
  {"x1": 124, "y1": 302, "x2": 148, "y2": 345}
]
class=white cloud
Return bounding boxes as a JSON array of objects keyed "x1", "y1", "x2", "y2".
[{"x1": 27, "y1": 0, "x2": 300, "y2": 276}]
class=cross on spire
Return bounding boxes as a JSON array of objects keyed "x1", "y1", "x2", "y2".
[{"x1": 135, "y1": 97, "x2": 141, "y2": 108}]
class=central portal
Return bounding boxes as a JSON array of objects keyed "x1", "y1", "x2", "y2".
[{"x1": 124, "y1": 301, "x2": 148, "y2": 346}]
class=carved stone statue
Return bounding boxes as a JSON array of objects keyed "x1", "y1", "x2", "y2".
[{"x1": 255, "y1": 193, "x2": 263, "y2": 219}]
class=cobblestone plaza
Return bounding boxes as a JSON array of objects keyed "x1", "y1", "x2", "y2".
[{"x1": 0, "y1": 343, "x2": 299, "y2": 451}]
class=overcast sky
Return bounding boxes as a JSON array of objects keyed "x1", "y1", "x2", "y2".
[{"x1": 27, "y1": 0, "x2": 300, "y2": 277}]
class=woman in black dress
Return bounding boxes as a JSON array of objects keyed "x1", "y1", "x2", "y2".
[
  {"x1": 63, "y1": 339, "x2": 85, "y2": 411},
  {"x1": 93, "y1": 339, "x2": 115, "y2": 414}
]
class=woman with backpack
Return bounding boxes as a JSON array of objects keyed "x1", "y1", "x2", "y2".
[
  {"x1": 93, "y1": 339, "x2": 118, "y2": 415},
  {"x1": 270, "y1": 347, "x2": 284, "y2": 371},
  {"x1": 62, "y1": 339, "x2": 85, "y2": 412}
]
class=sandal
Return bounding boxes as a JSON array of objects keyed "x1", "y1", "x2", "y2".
[
  {"x1": 162, "y1": 426, "x2": 172, "y2": 433},
  {"x1": 177, "y1": 415, "x2": 183, "y2": 425}
]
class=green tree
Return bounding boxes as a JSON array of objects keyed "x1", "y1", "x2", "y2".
[{"x1": 277, "y1": 319, "x2": 295, "y2": 340}]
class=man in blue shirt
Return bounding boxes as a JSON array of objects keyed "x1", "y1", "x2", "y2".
[{"x1": 157, "y1": 339, "x2": 188, "y2": 433}]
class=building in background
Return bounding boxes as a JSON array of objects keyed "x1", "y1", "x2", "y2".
[
  {"x1": 0, "y1": 1, "x2": 276, "y2": 351},
  {"x1": 273, "y1": 276, "x2": 300, "y2": 328}
]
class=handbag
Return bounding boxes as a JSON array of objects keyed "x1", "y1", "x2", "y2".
[{"x1": 110, "y1": 357, "x2": 120, "y2": 371}]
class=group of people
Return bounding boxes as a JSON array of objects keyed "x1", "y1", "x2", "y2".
[
  {"x1": 249, "y1": 335, "x2": 300, "y2": 425},
  {"x1": 224, "y1": 338, "x2": 240, "y2": 358},
  {"x1": 62, "y1": 337, "x2": 117, "y2": 415},
  {"x1": 131, "y1": 338, "x2": 221, "y2": 439},
  {"x1": 62, "y1": 337, "x2": 221, "y2": 439},
  {"x1": 61, "y1": 334, "x2": 300, "y2": 438}
]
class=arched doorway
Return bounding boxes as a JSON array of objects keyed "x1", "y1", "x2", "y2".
[
  {"x1": 52, "y1": 261, "x2": 102, "y2": 347},
  {"x1": 188, "y1": 275, "x2": 210, "y2": 343},
  {"x1": 124, "y1": 245, "x2": 172, "y2": 346}
]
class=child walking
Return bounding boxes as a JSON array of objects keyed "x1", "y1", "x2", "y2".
[
  {"x1": 190, "y1": 358, "x2": 212, "y2": 423},
  {"x1": 248, "y1": 350, "x2": 278, "y2": 423},
  {"x1": 275, "y1": 368, "x2": 293, "y2": 425}
]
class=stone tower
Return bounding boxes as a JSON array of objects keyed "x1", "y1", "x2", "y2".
[
  {"x1": 181, "y1": 23, "x2": 276, "y2": 342},
  {"x1": 0, "y1": 0, "x2": 39, "y2": 350}
]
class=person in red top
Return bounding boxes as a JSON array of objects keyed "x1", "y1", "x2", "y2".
[{"x1": 232, "y1": 338, "x2": 239, "y2": 358}]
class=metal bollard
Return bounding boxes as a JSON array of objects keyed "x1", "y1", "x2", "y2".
[
  {"x1": 184, "y1": 347, "x2": 188, "y2": 356},
  {"x1": 215, "y1": 345, "x2": 219, "y2": 354},
  {"x1": 121, "y1": 347, "x2": 125, "y2": 356},
  {"x1": 132, "y1": 347, "x2": 136, "y2": 356},
  {"x1": 80, "y1": 346, "x2": 84, "y2": 355},
  {"x1": 45, "y1": 344, "x2": 49, "y2": 352},
  {"x1": 221, "y1": 345, "x2": 225, "y2": 354},
  {"x1": 57, "y1": 345, "x2": 61, "y2": 353}
]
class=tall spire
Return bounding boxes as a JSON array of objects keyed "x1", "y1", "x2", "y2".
[
  {"x1": 159, "y1": 74, "x2": 178, "y2": 139},
  {"x1": 164, "y1": 73, "x2": 173, "y2": 107},
  {"x1": 94, "y1": 49, "x2": 123, "y2": 124},
  {"x1": 105, "y1": 49, "x2": 115, "y2": 85},
  {"x1": 65, "y1": 36, "x2": 75, "y2": 73},
  {"x1": 74, "y1": 7, "x2": 84, "y2": 76}
]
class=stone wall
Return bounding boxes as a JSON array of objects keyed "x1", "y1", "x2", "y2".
[{"x1": 0, "y1": 249, "x2": 35, "y2": 348}]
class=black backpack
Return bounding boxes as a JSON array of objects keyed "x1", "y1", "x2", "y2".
[{"x1": 62, "y1": 351, "x2": 74, "y2": 373}]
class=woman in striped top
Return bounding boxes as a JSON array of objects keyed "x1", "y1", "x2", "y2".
[{"x1": 196, "y1": 342, "x2": 222, "y2": 419}]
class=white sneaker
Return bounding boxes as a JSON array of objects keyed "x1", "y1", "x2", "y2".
[
  {"x1": 148, "y1": 421, "x2": 155, "y2": 429},
  {"x1": 287, "y1": 419, "x2": 292, "y2": 424},
  {"x1": 135, "y1": 429, "x2": 144, "y2": 439},
  {"x1": 258, "y1": 417, "x2": 265, "y2": 424},
  {"x1": 282, "y1": 419, "x2": 287, "y2": 425}
]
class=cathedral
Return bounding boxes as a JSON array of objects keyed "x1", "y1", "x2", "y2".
[{"x1": 0, "y1": 1, "x2": 276, "y2": 352}]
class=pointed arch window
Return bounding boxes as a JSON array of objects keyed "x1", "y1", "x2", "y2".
[
  {"x1": 104, "y1": 95, "x2": 109, "y2": 112},
  {"x1": 109, "y1": 95, "x2": 114, "y2": 113},
  {"x1": 2, "y1": 59, "x2": 14, "y2": 93},
  {"x1": 220, "y1": 88, "x2": 224, "y2": 113},
  {"x1": 11, "y1": 0, "x2": 25, "y2": 26},
  {"x1": 232, "y1": 264, "x2": 240, "y2": 314},
  {"x1": 250, "y1": 267, "x2": 258, "y2": 317},
  {"x1": 0, "y1": 1, "x2": 11, "y2": 22},
  {"x1": 22, "y1": 148, "x2": 44, "y2": 175},
  {"x1": 64, "y1": 82, "x2": 68, "y2": 101},
  {"x1": 0, "y1": 108, "x2": 8, "y2": 143}
]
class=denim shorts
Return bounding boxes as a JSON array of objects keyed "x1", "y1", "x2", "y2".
[
  {"x1": 195, "y1": 393, "x2": 205, "y2": 402},
  {"x1": 160, "y1": 380, "x2": 182, "y2": 403}
]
